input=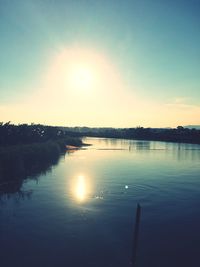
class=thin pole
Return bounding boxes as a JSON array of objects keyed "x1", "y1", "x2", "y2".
[{"x1": 132, "y1": 203, "x2": 141, "y2": 267}]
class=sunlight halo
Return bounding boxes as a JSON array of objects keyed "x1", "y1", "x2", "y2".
[{"x1": 66, "y1": 64, "x2": 95, "y2": 91}]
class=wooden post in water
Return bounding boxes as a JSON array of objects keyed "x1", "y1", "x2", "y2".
[{"x1": 132, "y1": 203, "x2": 141, "y2": 267}]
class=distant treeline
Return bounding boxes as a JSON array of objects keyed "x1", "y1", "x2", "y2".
[
  {"x1": 0, "y1": 122, "x2": 82, "y2": 184},
  {"x1": 62, "y1": 126, "x2": 200, "y2": 145}
]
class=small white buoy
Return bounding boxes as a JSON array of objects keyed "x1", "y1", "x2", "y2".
[{"x1": 125, "y1": 185, "x2": 129, "y2": 189}]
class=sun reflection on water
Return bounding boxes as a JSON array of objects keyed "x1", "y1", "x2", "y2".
[{"x1": 75, "y1": 175, "x2": 87, "y2": 202}]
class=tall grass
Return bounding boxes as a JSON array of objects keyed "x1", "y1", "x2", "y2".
[{"x1": 0, "y1": 137, "x2": 82, "y2": 183}]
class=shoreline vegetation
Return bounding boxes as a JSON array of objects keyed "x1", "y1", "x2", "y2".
[{"x1": 0, "y1": 123, "x2": 83, "y2": 190}]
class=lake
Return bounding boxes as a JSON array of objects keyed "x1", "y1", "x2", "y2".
[{"x1": 1, "y1": 137, "x2": 200, "y2": 267}]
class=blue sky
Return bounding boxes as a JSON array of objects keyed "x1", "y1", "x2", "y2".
[{"x1": 0, "y1": 0, "x2": 200, "y2": 127}]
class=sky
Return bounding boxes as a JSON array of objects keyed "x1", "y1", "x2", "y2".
[{"x1": 0, "y1": 0, "x2": 200, "y2": 127}]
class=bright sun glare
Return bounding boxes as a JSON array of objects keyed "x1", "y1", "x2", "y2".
[
  {"x1": 44, "y1": 47, "x2": 124, "y2": 109},
  {"x1": 69, "y1": 65, "x2": 94, "y2": 91},
  {"x1": 76, "y1": 175, "x2": 87, "y2": 202}
]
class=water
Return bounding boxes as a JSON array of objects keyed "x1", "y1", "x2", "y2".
[{"x1": 1, "y1": 137, "x2": 200, "y2": 267}]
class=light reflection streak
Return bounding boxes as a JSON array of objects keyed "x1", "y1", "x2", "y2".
[{"x1": 75, "y1": 175, "x2": 87, "y2": 202}]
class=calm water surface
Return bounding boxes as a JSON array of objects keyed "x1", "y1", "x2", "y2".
[{"x1": 1, "y1": 138, "x2": 200, "y2": 267}]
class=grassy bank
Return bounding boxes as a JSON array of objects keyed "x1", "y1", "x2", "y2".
[{"x1": 0, "y1": 136, "x2": 82, "y2": 182}]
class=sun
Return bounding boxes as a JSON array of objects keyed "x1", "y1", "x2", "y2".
[
  {"x1": 68, "y1": 64, "x2": 94, "y2": 91},
  {"x1": 44, "y1": 46, "x2": 123, "y2": 101}
]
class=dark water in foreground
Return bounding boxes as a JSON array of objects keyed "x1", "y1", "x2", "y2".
[{"x1": 1, "y1": 137, "x2": 200, "y2": 267}]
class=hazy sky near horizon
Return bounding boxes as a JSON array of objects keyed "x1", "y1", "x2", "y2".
[{"x1": 0, "y1": 0, "x2": 200, "y2": 127}]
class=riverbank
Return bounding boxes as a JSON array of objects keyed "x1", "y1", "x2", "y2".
[{"x1": 0, "y1": 136, "x2": 83, "y2": 183}]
